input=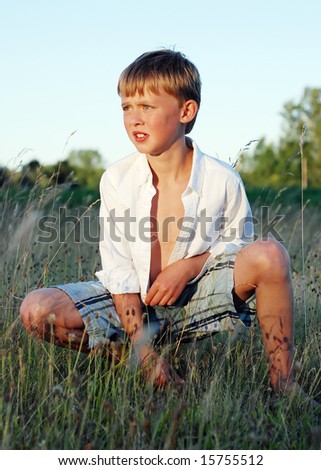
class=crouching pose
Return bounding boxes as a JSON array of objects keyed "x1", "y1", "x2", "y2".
[{"x1": 21, "y1": 49, "x2": 298, "y2": 394}]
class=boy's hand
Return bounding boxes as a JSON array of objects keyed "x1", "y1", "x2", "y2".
[
  {"x1": 145, "y1": 253, "x2": 211, "y2": 307},
  {"x1": 145, "y1": 260, "x2": 191, "y2": 307},
  {"x1": 112, "y1": 294, "x2": 184, "y2": 389},
  {"x1": 141, "y1": 349, "x2": 184, "y2": 389}
]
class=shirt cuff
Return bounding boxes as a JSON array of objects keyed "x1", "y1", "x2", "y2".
[{"x1": 95, "y1": 267, "x2": 140, "y2": 294}]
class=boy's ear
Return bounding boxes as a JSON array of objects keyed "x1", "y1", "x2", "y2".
[{"x1": 180, "y1": 100, "x2": 198, "y2": 125}]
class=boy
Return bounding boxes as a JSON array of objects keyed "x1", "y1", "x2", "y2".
[{"x1": 20, "y1": 49, "x2": 295, "y2": 393}]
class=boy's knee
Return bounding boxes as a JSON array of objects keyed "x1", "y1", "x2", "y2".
[
  {"x1": 20, "y1": 288, "x2": 56, "y2": 334},
  {"x1": 254, "y1": 239, "x2": 290, "y2": 278}
]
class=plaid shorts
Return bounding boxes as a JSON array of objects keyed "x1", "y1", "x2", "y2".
[{"x1": 54, "y1": 251, "x2": 256, "y2": 349}]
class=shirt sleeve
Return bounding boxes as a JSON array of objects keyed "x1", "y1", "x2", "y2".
[
  {"x1": 95, "y1": 170, "x2": 140, "y2": 294},
  {"x1": 188, "y1": 175, "x2": 253, "y2": 284},
  {"x1": 215, "y1": 175, "x2": 254, "y2": 252}
]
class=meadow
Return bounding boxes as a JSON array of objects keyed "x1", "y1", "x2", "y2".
[{"x1": 1, "y1": 178, "x2": 320, "y2": 450}]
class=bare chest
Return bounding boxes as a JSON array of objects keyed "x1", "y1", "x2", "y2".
[{"x1": 149, "y1": 186, "x2": 185, "y2": 282}]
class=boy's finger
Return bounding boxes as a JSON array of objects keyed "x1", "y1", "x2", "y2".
[
  {"x1": 148, "y1": 291, "x2": 165, "y2": 307},
  {"x1": 145, "y1": 284, "x2": 158, "y2": 304}
]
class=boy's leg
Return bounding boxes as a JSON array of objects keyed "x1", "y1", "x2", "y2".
[
  {"x1": 233, "y1": 239, "x2": 294, "y2": 393},
  {"x1": 20, "y1": 288, "x2": 90, "y2": 352}
]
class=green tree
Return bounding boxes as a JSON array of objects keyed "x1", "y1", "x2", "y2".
[
  {"x1": 20, "y1": 159, "x2": 41, "y2": 186},
  {"x1": 0, "y1": 166, "x2": 10, "y2": 187},
  {"x1": 33, "y1": 160, "x2": 75, "y2": 186},
  {"x1": 240, "y1": 139, "x2": 282, "y2": 187},
  {"x1": 239, "y1": 87, "x2": 321, "y2": 188},
  {"x1": 281, "y1": 87, "x2": 321, "y2": 187},
  {"x1": 66, "y1": 149, "x2": 105, "y2": 189}
]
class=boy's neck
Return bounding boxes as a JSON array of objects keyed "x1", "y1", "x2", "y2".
[{"x1": 146, "y1": 138, "x2": 193, "y2": 184}]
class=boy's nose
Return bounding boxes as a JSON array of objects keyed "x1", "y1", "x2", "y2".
[{"x1": 130, "y1": 110, "x2": 144, "y2": 126}]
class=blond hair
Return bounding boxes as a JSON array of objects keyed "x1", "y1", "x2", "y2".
[{"x1": 118, "y1": 49, "x2": 201, "y2": 134}]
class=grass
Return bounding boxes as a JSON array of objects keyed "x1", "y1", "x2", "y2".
[{"x1": 1, "y1": 177, "x2": 321, "y2": 450}]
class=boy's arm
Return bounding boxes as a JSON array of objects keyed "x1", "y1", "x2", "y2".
[
  {"x1": 96, "y1": 170, "x2": 140, "y2": 294},
  {"x1": 145, "y1": 252, "x2": 210, "y2": 307},
  {"x1": 98, "y1": 171, "x2": 183, "y2": 387},
  {"x1": 113, "y1": 293, "x2": 184, "y2": 388},
  {"x1": 218, "y1": 176, "x2": 253, "y2": 249}
]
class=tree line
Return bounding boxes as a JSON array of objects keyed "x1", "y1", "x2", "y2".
[
  {"x1": 1, "y1": 87, "x2": 320, "y2": 192},
  {"x1": 0, "y1": 149, "x2": 105, "y2": 191},
  {"x1": 239, "y1": 87, "x2": 321, "y2": 188}
]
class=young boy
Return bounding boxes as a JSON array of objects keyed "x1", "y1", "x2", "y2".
[{"x1": 20, "y1": 49, "x2": 295, "y2": 393}]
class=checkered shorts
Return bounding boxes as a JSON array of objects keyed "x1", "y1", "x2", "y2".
[{"x1": 54, "y1": 251, "x2": 256, "y2": 349}]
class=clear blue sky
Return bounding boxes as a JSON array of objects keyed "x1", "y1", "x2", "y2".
[{"x1": 1, "y1": 0, "x2": 321, "y2": 168}]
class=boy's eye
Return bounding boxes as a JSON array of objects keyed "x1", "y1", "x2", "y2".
[{"x1": 121, "y1": 104, "x2": 152, "y2": 112}]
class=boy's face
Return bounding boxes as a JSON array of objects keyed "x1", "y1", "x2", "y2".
[{"x1": 120, "y1": 88, "x2": 187, "y2": 156}]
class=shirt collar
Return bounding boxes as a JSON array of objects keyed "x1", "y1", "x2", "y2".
[
  {"x1": 186, "y1": 139, "x2": 204, "y2": 196},
  {"x1": 136, "y1": 138, "x2": 205, "y2": 193},
  {"x1": 136, "y1": 152, "x2": 153, "y2": 186}
]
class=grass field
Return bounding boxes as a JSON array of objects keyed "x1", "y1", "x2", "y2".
[{"x1": 1, "y1": 181, "x2": 320, "y2": 450}]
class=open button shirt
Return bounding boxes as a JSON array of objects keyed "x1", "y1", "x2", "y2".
[{"x1": 95, "y1": 140, "x2": 253, "y2": 300}]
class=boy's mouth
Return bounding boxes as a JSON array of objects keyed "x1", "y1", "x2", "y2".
[{"x1": 133, "y1": 132, "x2": 148, "y2": 143}]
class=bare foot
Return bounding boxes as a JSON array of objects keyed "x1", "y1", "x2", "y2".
[
  {"x1": 141, "y1": 351, "x2": 185, "y2": 389},
  {"x1": 285, "y1": 382, "x2": 320, "y2": 411}
]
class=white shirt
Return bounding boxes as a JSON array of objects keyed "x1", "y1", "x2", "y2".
[{"x1": 95, "y1": 140, "x2": 253, "y2": 299}]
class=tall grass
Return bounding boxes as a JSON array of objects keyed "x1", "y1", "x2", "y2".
[{"x1": 1, "y1": 172, "x2": 321, "y2": 450}]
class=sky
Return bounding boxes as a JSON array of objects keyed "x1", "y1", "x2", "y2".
[{"x1": 1, "y1": 0, "x2": 321, "y2": 169}]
